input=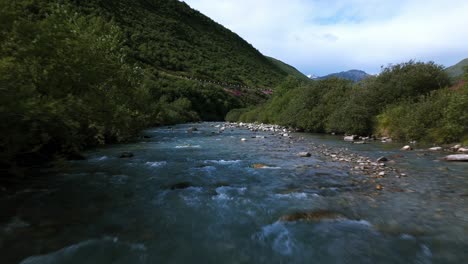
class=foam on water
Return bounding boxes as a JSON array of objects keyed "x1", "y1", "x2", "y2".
[
  {"x1": 256, "y1": 166, "x2": 282, "y2": 170},
  {"x1": 255, "y1": 222, "x2": 295, "y2": 256},
  {"x1": 175, "y1": 145, "x2": 201, "y2": 149},
  {"x1": 274, "y1": 192, "x2": 308, "y2": 199},
  {"x1": 215, "y1": 186, "x2": 247, "y2": 195},
  {"x1": 416, "y1": 244, "x2": 433, "y2": 264},
  {"x1": 204, "y1": 160, "x2": 242, "y2": 165},
  {"x1": 145, "y1": 161, "x2": 167, "y2": 168},
  {"x1": 110, "y1": 175, "x2": 129, "y2": 185},
  {"x1": 212, "y1": 192, "x2": 233, "y2": 201},
  {"x1": 3, "y1": 217, "x2": 30, "y2": 234},
  {"x1": 90, "y1": 156, "x2": 109, "y2": 162},
  {"x1": 20, "y1": 237, "x2": 147, "y2": 264}
]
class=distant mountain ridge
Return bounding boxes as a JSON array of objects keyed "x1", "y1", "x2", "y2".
[{"x1": 316, "y1": 70, "x2": 371, "y2": 82}]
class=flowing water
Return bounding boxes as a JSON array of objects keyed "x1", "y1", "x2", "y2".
[{"x1": 1, "y1": 123, "x2": 467, "y2": 264}]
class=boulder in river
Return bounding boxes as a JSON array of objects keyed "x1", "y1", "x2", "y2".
[
  {"x1": 444, "y1": 154, "x2": 468, "y2": 162},
  {"x1": 119, "y1": 152, "x2": 134, "y2": 158},
  {"x1": 376, "y1": 156, "x2": 388, "y2": 162},
  {"x1": 297, "y1": 152, "x2": 312, "y2": 157},
  {"x1": 429, "y1": 147, "x2": 442, "y2": 151},
  {"x1": 381, "y1": 137, "x2": 393, "y2": 143},
  {"x1": 450, "y1": 144, "x2": 462, "y2": 151},
  {"x1": 401, "y1": 145, "x2": 413, "y2": 151},
  {"x1": 458, "y1": 148, "x2": 468, "y2": 153},
  {"x1": 344, "y1": 135, "x2": 358, "y2": 142},
  {"x1": 279, "y1": 210, "x2": 345, "y2": 222}
]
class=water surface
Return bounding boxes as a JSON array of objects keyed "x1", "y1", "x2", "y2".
[{"x1": 1, "y1": 123, "x2": 467, "y2": 264}]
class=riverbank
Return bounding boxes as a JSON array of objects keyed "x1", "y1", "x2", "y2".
[
  {"x1": 227, "y1": 121, "x2": 468, "y2": 159},
  {"x1": 223, "y1": 121, "x2": 468, "y2": 202}
]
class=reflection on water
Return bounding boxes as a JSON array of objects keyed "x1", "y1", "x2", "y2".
[{"x1": 0, "y1": 123, "x2": 467, "y2": 264}]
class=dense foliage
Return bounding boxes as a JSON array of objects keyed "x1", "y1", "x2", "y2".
[
  {"x1": 1, "y1": 1, "x2": 149, "y2": 173},
  {"x1": 229, "y1": 61, "x2": 467, "y2": 144},
  {"x1": 4, "y1": 0, "x2": 298, "y2": 175},
  {"x1": 376, "y1": 82, "x2": 468, "y2": 144}
]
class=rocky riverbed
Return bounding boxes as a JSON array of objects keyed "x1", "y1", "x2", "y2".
[{"x1": 225, "y1": 122, "x2": 467, "y2": 193}]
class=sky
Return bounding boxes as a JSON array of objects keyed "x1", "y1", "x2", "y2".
[{"x1": 183, "y1": 0, "x2": 468, "y2": 76}]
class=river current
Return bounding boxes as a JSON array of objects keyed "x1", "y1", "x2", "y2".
[{"x1": 1, "y1": 123, "x2": 467, "y2": 263}]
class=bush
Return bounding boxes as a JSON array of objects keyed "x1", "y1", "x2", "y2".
[
  {"x1": 229, "y1": 61, "x2": 455, "y2": 138},
  {"x1": 376, "y1": 86, "x2": 467, "y2": 143}
]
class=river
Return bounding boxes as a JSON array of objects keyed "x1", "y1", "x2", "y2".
[{"x1": 1, "y1": 123, "x2": 467, "y2": 264}]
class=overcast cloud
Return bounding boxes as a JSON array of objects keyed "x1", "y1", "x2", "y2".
[{"x1": 183, "y1": 0, "x2": 468, "y2": 75}]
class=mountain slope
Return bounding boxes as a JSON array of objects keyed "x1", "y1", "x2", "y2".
[
  {"x1": 445, "y1": 58, "x2": 468, "y2": 80},
  {"x1": 318, "y1": 70, "x2": 370, "y2": 82},
  {"x1": 266, "y1": 57, "x2": 310, "y2": 81},
  {"x1": 73, "y1": 0, "x2": 289, "y2": 88}
]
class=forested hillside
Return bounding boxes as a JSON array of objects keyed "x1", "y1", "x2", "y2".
[
  {"x1": 445, "y1": 58, "x2": 468, "y2": 81},
  {"x1": 228, "y1": 61, "x2": 468, "y2": 144},
  {"x1": 266, "y1": 57, "x2": 310, "y2": 81},
  {"x1": 73, "y1": 0, "x2": 289, "y2": 88},
  {"x1": 0, "y1": 0, "x2": 297, "y2": 176}
]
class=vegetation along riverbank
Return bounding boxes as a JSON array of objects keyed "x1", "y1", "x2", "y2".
[{"x1": 227, "y1": 62, "x2": 468, "y2": 147}]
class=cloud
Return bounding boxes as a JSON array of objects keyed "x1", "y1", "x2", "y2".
[{"x1": 183, "y1": 0, "x2": 468, "y2": 75}]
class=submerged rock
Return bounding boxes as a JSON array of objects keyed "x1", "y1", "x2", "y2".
[
  {"x1": 67, "y1": 152, "x2": 86, "y2": 161},
  {"x1": 252, "y1": 164, "x2": 267, "y2": 169},
  {"x1": 119, "y1": 152, "x2": 134, "y2": 158},
  {"x1": 353, "y1": 141, "x2": 367, "y2": 144},
  {"x1": 444, "y1": 154, "x2": 468, "y2": 162},
  {"x1": 168, "y1": 182, "x2": 194, "y2": 190},
  {"x1": 279, "y1": 210, "x2": 345, "y2": 222},
  {"x1": 214, "y1": 182, "x2": 230, "y2": 188},
  {"x1": 297, "y1": 152, "x2": 312, "y2": 157},
  {"x1": 187, "y1": 127, "x2": 198, "y2": 133}
]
